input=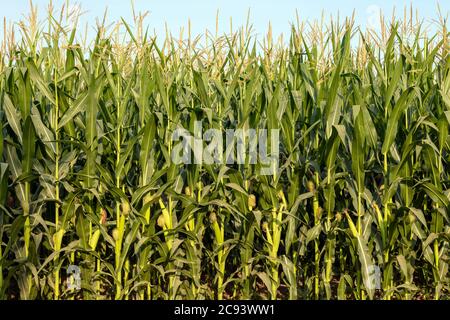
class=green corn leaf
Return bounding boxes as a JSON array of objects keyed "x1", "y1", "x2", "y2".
[
  {"x1": 384, "y1": 57, "x2": 403, "y2": 110},
  {"x1": 30, "y1": 105, "x2": 56, "y2": 155},
  {"x1": 25, "y1": 58, "x2": 56, "y2": 105},
  {"x1": 22, "y1": 116, "x2": 36, "y2": 175},
  {"x1": 5, "y1": 145, "x2": 25, "y2": 205},
  {"x1": 76, "y1": 211, "x2": 90, "y2": 250},
  {"x1": 382, "y1": 87, "x2": 415, "y2": 154},
  {"x1": 351, "y1": 108, "x2": 365, "y2": 192},
  {"x1": 3, "y1": 94, "x2": 22, "y2": 142},
  {"x1": 58, "y1": 93, "x2": 88, "y2": 129},
  {"x1": 140, "y1": 114, "x2": 156, "y2": 185}
]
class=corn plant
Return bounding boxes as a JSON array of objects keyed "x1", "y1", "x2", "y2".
[{"x1": 0, "y1": 2, "x2": 449, "y2": 300}]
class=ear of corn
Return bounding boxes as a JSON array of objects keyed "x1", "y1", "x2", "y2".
[{"x1": 0, "y1": 3, "x2": 449, "y2": 300}]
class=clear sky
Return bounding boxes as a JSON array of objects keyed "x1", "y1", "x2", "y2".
[{"x1": 0, "y1": 0, "x2": 448, "y2": 43}]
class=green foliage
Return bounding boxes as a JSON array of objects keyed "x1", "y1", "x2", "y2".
[{"x1": 0, "y1": 4, "x2": 449, "y2": 300}]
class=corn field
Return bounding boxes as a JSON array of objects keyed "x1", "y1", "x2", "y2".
[{"x1": 0, "y1": 3, "x2": 449, "y2": 300}]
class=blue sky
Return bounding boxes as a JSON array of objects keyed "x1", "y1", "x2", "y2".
[{"x1": 0, "y1": 0, "x2": 448, "y2": 42}]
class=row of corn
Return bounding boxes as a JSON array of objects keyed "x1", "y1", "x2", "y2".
[{"x1": 0, "y1": 4, "x2": 449, "y2": 299}]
